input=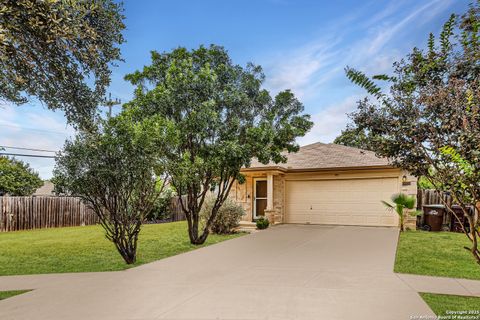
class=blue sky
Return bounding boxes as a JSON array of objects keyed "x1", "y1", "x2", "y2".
[{"x1": 0, "y1": 0, "x2": 469, "y2": 178}]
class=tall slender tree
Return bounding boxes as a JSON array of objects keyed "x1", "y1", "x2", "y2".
[
  {"x1": 346, "y1": 2, "x2": 480, "y2": 265},
  {"x1": 53, "y1": 113, "x2": 171, "y2": 264}
]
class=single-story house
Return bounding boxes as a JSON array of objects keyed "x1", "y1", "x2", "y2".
[{"x1": 230, "y1": 142, "x2": 417, "y2": 227}]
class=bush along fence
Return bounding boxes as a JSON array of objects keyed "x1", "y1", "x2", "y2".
[{"x1": 0, "y1": 196, "x2": 98, "y2": 232}]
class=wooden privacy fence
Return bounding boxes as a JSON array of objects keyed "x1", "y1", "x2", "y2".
[
  {"x1": 169, "y1": 196, "x2": 187, "y2": 222},
  {"x1": 0, "y1": 195, "x2": 188, "y2": 232},
  {"x1": 417, "y1": 189, "x2": 455, "y2": 225},
  {"x1": 0, "y1": 196, "x2": 98, "y2": 232},
  {"x1": 417, "y1": 189, "x2": 453, "y2": 209}
]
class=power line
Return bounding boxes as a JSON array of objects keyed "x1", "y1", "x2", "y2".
[
  {"x1": 0, "y1": 145, "x2": 57, "y2": 153},
  {"x1": 0, "y1": 153, "x2": 55, "y2": 159},
  {"x1": 0, "y1": 123, "x2": 72, "y2": 135}
]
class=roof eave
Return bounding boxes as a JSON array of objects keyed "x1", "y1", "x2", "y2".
[
  {"x1": 241, "y1": 166, "x2": 288, "y2": 173},
  {"x1": 241, "y1": 164, "x2": 397, "y2": 173}
]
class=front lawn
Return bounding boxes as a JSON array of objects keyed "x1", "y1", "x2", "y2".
[
  {"x1": 0, "y1": 221, "x2": 243, "y2": 276},
  {"x1": 420, "y1": 293, "x2": 480, "y2": 316},
  {"x1": 394, "y1": 230, "x2": 480, "y2": 280},
  {"x1": 0, "y1": 290, "x2": 30, "y2": 300}
]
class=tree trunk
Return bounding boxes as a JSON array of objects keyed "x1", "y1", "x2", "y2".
[
  {"x1": 187, "y1": 216, "x2": 210, "y2": 245},
  {"x1": 187, "y1": 207, "x2": 217, "y2": 245},
  {"x1": 113, "y1": 231, "x2": 139, "y2": 264},
  {"x1": 465, "y1": 215, "x2": 480, "y2": 266},
  {"x1": 115, "y1": 242, "x2": 137, "y2": 264},
  {"x1": 397, "y1": 207, "x2": 404, "y2": 232},
  {"x1": 187, "y1": 222, "x2": 200, "y2": 244}
]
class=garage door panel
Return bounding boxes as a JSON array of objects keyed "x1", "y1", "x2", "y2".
[
  {"x1": 286, "y1": 212, "x2": 310, "y2": 223},
  {"x1": 285, "y1": 178, "x2": 399, "y2": 227}
]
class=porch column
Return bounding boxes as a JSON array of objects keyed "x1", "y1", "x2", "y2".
[{"x1": 267, "y1": 173, "x2": 274, "y2": 210}]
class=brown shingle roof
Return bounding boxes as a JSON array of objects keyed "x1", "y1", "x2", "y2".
[{"x1": 247, "y1": 142, "x2": 391, "y2": 171}]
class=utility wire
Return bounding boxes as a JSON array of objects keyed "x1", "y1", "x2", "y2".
[
  {"x1": 0, "y1": 153, "x2": 55, "y2": 159},
  {"x1": 0, "y1": 145, "x2": 57, "y2": 153},
  {"x1": 0, "y1": 123, "x2": 72, "y2": 135}
]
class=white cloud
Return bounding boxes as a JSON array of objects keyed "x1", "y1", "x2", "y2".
[
  {"x1": 265, "y1": 0, "x2": 452, "y2": 99},
  {"x1": 264, "y1": 38, "x2": 341, "y2": 98},
  {"x1": 365, "y1": 0, "x2": 452, "y2": 56},
  {"x1": 264, "y1": 0, "x2": 456, "y2": 144},
  {"x1": 298, "y1": 95, "x2": 361, "y2": 146},
  {"x1": 0, "y1": 103, "x2": 18, "y2": 122}
]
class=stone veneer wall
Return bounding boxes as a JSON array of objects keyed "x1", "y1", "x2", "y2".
[
  {"x1": 400, "y1": 170, "x2": 418, "y2": 230},
  {"x1": 272, "y1": 175, "x2": 285, "y2": 224},
  {"x1": 230, "y1": 176, "x2": 253, "y2": 222}
]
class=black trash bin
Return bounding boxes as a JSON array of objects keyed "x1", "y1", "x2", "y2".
[
  {"x1": 451, "y1": 205, "x2": 473, "y2": 233},
  {"x1": 422, "y1": 205, "x2": 445, "y2": 231}
]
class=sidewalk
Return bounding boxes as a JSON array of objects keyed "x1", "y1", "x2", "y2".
[
  {"x1": 397, "y1": 273, "x2": 480, "y2": 297},
  {"x1": 3, "y1": 272, "x2": 480, "y2": 298}
]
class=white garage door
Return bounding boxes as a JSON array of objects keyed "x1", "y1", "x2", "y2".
[{"x1": 285, "y1": 178, "x2": 399, "y2": 226}]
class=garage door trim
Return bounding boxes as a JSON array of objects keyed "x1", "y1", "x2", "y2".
[{"x1": 285, "y1": 177, "x2": 400, "y2": 227}]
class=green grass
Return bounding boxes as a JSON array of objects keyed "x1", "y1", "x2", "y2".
[
  {"x1": 420, "y1": 293, "x2": 480, "y2": 316},
  {"x1": 394, "y1": 230, "x2": 480, "y2": 280},
  {"x1": 0, "y1": 290, "x2": 31, "y2": 300},
  {"x1": 0, "y1": 221, "x2": 243, "y2": 276}
]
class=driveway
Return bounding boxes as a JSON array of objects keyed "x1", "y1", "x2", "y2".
[{"x1": 0, "y1": 225, "x2": 433, "y2": 319}]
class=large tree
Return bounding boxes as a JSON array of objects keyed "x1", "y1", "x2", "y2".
[
  {"x1": 346, "y1": 2, "x2": 480, "y2": 265},
  {"x1": 0, "y1": 0, "x2": 125, "y2": 126},
  {"x1": 0, "y1": 156, "x2": 43, "y2": 195},
  {"x1": 124, "y1": 45, "x2": 313, "y2": 244},
  {"x1": 333, "y1": 125, "x2": 374, "y2": 151},
  {"x1": 53, "y1": 113, "x2": 171, "y2": 264}
]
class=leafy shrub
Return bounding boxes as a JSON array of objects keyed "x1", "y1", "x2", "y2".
[
  {"x1": 200, "y1": 197, "x2": 245, "y2": 234},
  {"x1": 256, "y1": 217, "x2": 269, "y2": 229},
  {"x1": 0, "y1": 156, "x2": 43, "y2": 196},
  {"x1": 147, "y1": 187, "x2": 174, "y2": 222}
]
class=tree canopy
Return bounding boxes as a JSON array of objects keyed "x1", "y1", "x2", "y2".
[
  {"x1": 345, "y1": 2, "x2": 480, "y2": 265},
  {"x1": 333, "y1": 124, "x2": 374, "y2": 151},
  {"x1": 0, "y1": 0, "x2": 125, "y2": 126},
  {"x1": 124, "y1": 45, "x2": 313, "y2": 244},
  {"x1": 0, "y1": 156, "x2": 43, "y2": 196}
]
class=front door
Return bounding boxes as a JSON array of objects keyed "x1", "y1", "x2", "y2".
[{"x1": 254, "y1": 178, "x2": 267, "y2": 220}]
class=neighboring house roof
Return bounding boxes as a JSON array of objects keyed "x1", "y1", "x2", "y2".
[
  {"x1": 245, "y1": 142, "x2": 392, "y2": 172},
  {"x1": 33, "y1": 181, "x2": 55, "y2": 196}
]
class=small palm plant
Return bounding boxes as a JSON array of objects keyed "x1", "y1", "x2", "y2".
[{"x1": 382, "y1": 193, "x2": 419, "y2": 231}]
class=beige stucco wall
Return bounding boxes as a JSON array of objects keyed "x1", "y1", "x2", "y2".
[{"x1": 230, "y1": 167, "x2": 417, "y2": 228}]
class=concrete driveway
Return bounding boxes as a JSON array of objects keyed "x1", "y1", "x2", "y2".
[{"x1": 0, "y1": 225, "x2": 433, "y2": 320}]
